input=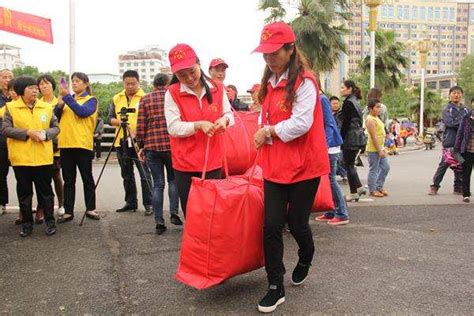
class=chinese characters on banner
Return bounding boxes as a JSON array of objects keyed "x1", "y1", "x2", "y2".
[{"x1": 0, "y1": 7, "x2": 53, "y2": 44}]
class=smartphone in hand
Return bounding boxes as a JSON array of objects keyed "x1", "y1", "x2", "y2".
[{"x1": 60, "y1": 77, "x2": 68, "y2": 89}]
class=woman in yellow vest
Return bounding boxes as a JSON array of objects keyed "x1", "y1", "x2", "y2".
[
  {"x1": 365, "y1": 98, "x2": 391, "y2": 198},
  {"x1": 38, "y1": 74, "x2": 65, "y2": 219},
  {"x1": 55, "y1": 72, "x2": 99, "y2": 222},
  {"x1": 1, "y1": 76, "x2": 59, "y2": 237}
]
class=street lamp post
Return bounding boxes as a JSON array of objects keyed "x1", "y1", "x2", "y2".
[
  {"x1": 407, "y1": 36, "x2": 438, "y2": 137},
  {"x1": 365, "y1": 0, "x2": 382, "y2": 89}
]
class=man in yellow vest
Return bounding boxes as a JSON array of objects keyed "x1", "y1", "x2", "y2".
[
  {"x1": 1, "y1": 76, "x2": 59, "y2": 237},
  {"x1": 107, "y1": 70, "x2": 152, "y2": 214}
]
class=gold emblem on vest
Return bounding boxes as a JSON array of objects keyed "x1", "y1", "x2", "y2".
[
  {"x1": 209, "y1": 104, "x2": 218, "y2": 113},
  {"x1": 277, "y1": 100, "x2": 289, "y2": 113}
]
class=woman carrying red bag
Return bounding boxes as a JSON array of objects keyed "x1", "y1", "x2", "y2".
[
  {"x1": 253, "y1": 22, "x2": 330, "y2": 313},
  {"x1": 164, "y1": 44, "x2": 234, "y2": 216}
]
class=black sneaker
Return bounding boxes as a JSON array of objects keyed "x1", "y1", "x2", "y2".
[
  {"x1": 45, "y1": 221, "x2": 56, "y2": 236},
  {"x1": 156, "y1": 224, "x2": 167, "y2": 235},
  {"x1": 144, "y1": 205, "x2": 153, "y2": 216},
  {"x1": 291, "y1": 262, "x2": 311, "y2": 286},
  {"x1": 170, "y1": 214, "x2": 183, "y2": 226},
  {"x1": 116, "y1": 205, "x2": 137, "y2": 213},
  {"x1": 19, "y1": 224, "x2": 33, "y2": 238},
  {"x1": 257, "y1": 285, "x2": 285, "y2": 313}
]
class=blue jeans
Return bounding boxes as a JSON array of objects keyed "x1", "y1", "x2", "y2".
[
  {"x1": 324, "y1": 153, "x2": 349, "y2": 220},
  {"x1": 145, "y1": 150, "x2": 179, "y2": 224},
  {"x1": 336, "y1": 152, "x2": 347, "y2": 178},
  {"x1": 367, "y1": 152, "x2": 390, "y2": 192}
]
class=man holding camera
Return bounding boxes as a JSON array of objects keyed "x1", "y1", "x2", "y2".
[{"x1": 108, "y1": 70, "x2": 152, "y2": 215}]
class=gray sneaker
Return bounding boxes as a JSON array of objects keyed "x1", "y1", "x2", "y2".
[
  {"x1": 144, "y1": 205, "x2": 153, "y2": 216},
  {"x1": 1, "y1": 205, "x2": 6, "y2": 215}
]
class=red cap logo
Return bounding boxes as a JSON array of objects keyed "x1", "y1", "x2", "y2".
[{"x1": 261, "y1": 30, "x2": 272, "y2": 41}]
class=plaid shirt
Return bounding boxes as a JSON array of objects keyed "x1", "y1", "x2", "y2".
[{"x1": 136, "y1": 87, "x2": 171, "y2": 152}]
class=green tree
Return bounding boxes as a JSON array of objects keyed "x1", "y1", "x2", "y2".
[
  {"x1": 408, "y1": 87, "x2": 444, "y2": 127},
  {"x1": 12, "y1": 65, "x2": 68, "y2": 89},
  {"x1": 259, "y1": 0, "x2": 350, "y2": 72},
  {"x1": 457, "y1": 54, "x2": 474, "y2": 105},
  {"x1": 91, "y1": 82, "x2": 123, "y2": 120},
  {"x1": 359, "y1": 30, "x2": 409, "y2": 92}
]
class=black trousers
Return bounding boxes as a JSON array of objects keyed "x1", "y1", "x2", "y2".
[
  {"x1": 61, "y1": 148, "x2": 96, "y2": 215},
  {"x1": 0, "y1": 146, "x2": 9, "y2": 205},
  {"x1": 174, "y1": 168, "x2": 222, "y2": 216},
  {"x1": 461, "y1": 152, "x2": 474, "y2": 197},
  {"x1": 342, "y1": 149, "x2": 363, "y2": 193},
  {"x1": 116, "y1": 146, "x2": 152, "y2": 208},
  {"x1": 431, "y1": 155, "x2": 463, "y2": 189},
  {"x1": 13, "y1": 165, "x2": 54, "y2": 226},
  {"x1": 94, "y1": 138, "x2": 102, "y2": 158},
  {"x1": 263, "y1": 177, "x2": 320, "y2": 287}
]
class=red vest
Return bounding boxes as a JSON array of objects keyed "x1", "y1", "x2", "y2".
[
  {"x1": 168, "y1": 81, "x2": 224, "y2": 172},
  {"x1": 260, "y1": 71, "x2": 330, "y2": 184}
]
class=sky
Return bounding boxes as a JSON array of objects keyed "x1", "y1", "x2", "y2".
[{"x1": 0, "y1": 0, "x2": 286, "y2": 93}]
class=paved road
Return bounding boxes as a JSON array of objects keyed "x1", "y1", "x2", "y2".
[{"x1": 0, "y1": 147, "x2": 472, "y2": 314}]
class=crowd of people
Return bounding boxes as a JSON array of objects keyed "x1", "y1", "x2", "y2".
[{"x1": 0, "y1": 21, "x2": 473, "y2": 313}]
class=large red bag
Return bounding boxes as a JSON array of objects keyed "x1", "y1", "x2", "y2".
[
  {"x1": 311, "y1": 175, "x2": 335, "y2": 212},
  {"x1": 223, "y1": 111, "x2": 259, "y2": 175},
  {"x1": 176, "y1": 140, "x2": 264, "y2": 289}
]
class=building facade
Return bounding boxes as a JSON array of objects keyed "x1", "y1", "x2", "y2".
[
  {"x1": 118, "y1": 45, "x2": 169, "y2": 83},
  {"x1": 0, "y1": 44, "x2": 24, "y2": 70},
  {"x1": 319, "y1": 0, "x2": 474, "y2": 96}
]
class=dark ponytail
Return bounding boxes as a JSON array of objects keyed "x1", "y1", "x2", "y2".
[{"x1": 343, "y1": 80, "x2": 362, "y2": 100}]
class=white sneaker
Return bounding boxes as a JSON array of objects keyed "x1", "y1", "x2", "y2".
[
  {"x1": 1, "y1": 205, "x2": 6, "y2": 215},
  {"x1": 463, "y1": 197, "x2": 470, "y2": 203},
  {"x1": 57, "y1": 206, "x2": 65, "y2": 217}
]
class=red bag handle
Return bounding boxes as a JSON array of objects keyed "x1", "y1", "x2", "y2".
[{"x1": 201, "y1": 134, "x2": 229, "y2": 180}]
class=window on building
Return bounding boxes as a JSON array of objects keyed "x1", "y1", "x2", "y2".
[
  {"x1": 397, "y1": 5, "x2": 403, "y2": 19},
  {"x1": 420, "y1": 7, "x2": 426, "y2": 20},
  {"x1": 449, "y1": 8, "x2": 455, "y2": 21},
  {"x1": 133, "y1": 62, "x2": 138, "y2": 66},
  {"x1": 150, "y1": 68, "x2": 155, "y2": 73},
  {"x1": 381, "y1": 5, "x2": 387, "y2": 18},
  {"x1": 126, "y1": 62, "x2": 131, "y2": 67},
  {"x1": 439, "y1": 80, "x2": 451, "y2": 89},
  {"x1": 434, "y1": 7, "x2": 440, "y2": 20},
  {"x1": 412, "y1": 6, "x2": 418, "y2": 19},
  {"x1": 442, "y1": 7, "x2": 449, "y2": 20},
  {"x1": 389, "y1": 5, "x2": 395, "y2": 18},
  {"x1": 404, "y1": 6, "x2": 409, "y2": 19},
  {"x1": 141, "y1": 61, "x2": 146, "y2": 66},
  {"x1": 432, "y1": 70, "x2": 438, "y2": 75},
  {"x1": 428, "y1": 7, "x2": 433, "y2": 20},
  {"x1": 141, "y1": 69, "x2": 146, "y2": 73},
  {"x1": 149, "y1": 62, "x2": 154, "y2": 66}
]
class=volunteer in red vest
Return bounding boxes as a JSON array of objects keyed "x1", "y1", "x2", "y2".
[
  {"x1": 1, "y1": 76, "x2": 59, "y2": 237},
  {"x1": 164, "y1": 44, "x2": 234, "y2": 216},
  {"x1": 55, "y1": 72, "x2": 100, "y2": 222},
  {"x1": 253, "y1": 22, "x2": 330, "y2": 313},
  {"x1": 208, "y1": 58, "x2": 228, "y2": 83}
]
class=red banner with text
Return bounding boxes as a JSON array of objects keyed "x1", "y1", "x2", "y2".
[{"x1": 0, "y1": 7, "x2": 53, "y2": 44}]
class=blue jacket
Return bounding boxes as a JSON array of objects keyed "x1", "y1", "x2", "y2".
[
  {"x1": 454, "y1": 110, "x2": 473, "y2": 154},
  {"x1": 442, "y1": 102, "x2": 469, "y2": 148},
  {"x1": 321, "y1": 94, "x2": 343, "y2": 149}
]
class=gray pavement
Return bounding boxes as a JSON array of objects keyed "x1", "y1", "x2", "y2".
[{"x1": 0, "y1": 147, "x2": 473, "y2": 314}]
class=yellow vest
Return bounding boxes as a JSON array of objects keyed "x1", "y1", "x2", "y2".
[
  {"x1": 58, "y1": 93, "x2": 97, "y2": 151},
  {"x1": 112, "y1": 89, "x2": 144, "y2": 147},
  {"x1": 6, "y1": 98, "x2": 54, "y2": 167},
  {"x1": 366, "y1": 114, "x2": 386, "y2": 152},
  {"x1": 40, "y1": 96, "x2": 60, "y2": 157},
  {"x1": 0, "y1": 106, "x2": 5, "y2": 118}
]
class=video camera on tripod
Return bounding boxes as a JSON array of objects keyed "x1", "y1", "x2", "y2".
[{"x1": 117, "y1": 106, "x2": 136, "y2": 126}]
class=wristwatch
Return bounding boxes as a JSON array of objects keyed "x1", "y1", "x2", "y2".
[{"x1": 264, "y1": 125, "x2": 272, "y2": 138}]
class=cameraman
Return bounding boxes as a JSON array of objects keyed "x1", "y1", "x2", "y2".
[{"x1": 108, "y1": 70, "x2": 152, "y2": 215}]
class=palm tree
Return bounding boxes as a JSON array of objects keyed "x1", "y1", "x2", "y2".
[
  {"x1": 259, "y1": 0, "x2": 350, "y2": 73},
  {"x1": 408, "y1": 87, "x2": 444, "y2": 127},
  {"x1": 359, "y1": 30, "x2": 409, "y2": 91}
]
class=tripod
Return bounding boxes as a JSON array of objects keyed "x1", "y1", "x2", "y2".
[{"x1": 79, "y1": 109, "x2": 154, "y2": 226}]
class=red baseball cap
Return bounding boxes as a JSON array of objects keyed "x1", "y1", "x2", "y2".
[
  {"x1": 168, "y1": 44, "x2": 197, "y2": 73},
  {"x1": 209, "y1": 58, "x2": 228, "y2": 69},
  {"x1": 253, "y1": 22, "x2": 296, "y2": 54},
  {"x1": 247, "y1": 84, "x2": 261, "y2": 93}
]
